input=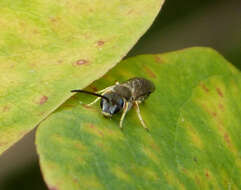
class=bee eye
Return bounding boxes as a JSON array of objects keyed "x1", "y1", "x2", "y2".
[
  {"x1": 118, "y1": 98, "x2": 124, "y2": 108},
  {"x1": 100, "y1": 93, "x2": 124, "y2": 115},
  {"x1": 100, "y1": 98, "x2": 108, "y2": 109},
  {"x1": 113, "y1": 98, "x2": 124, "y2": 114}
]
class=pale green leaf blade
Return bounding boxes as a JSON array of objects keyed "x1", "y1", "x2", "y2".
[
  {"x1": 0, "y1": 0, "x2": 164, "y2": 154},
  {"x1": 36, "y1": 47, "x2": 241, "y2": 189}
]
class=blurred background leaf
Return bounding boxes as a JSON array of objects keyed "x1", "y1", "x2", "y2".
[
  {"x1": 36, "y1": 48, "x2": 241, "y2": 190},
  {"x1": 129, "y1": 0, "x2": 241, "y2": 70},
  {"x1": 1, "y1": 0, "x2": 240, "y2": 189},
  {"x1": 0, "y1": 0, "x2": 164, "y2": 155}
]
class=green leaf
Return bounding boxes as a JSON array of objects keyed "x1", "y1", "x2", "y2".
[
  {"x1": 0, "y1": 0, "x2": 164, "y2": 154},
  {"x1": 36, "y1": 47, "x2": 241, "y2": 190}
]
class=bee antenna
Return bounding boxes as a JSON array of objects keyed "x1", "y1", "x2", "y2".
[{"x1": 70, "y1": 90, "x2": 110, "y2": 103}]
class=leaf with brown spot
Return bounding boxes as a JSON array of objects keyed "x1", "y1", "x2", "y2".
[
  {"x1": 144, "y1": 66, "x2": 156, "y2": 78},
  {"x1": 201, "y1": 83, "x2": 209, "y2": 92},
  {"x1": 73, "y1": 59, "x2": 89, "y2": 66},
  {"x1": 0, "y1": 0, "x2": 165, "y2": 154},
  {"x1": 39, "y1": 96, "x2": 48, "y2": 105},
  {"x1": 96, "y1": 40, "x2": 105, "y2": 46},
  {"x1": 36, "y1": 48, "x2": 241, "y2": 190},
  {"x1": 216, "y1": 88, "x2": 224, "y2": 97}
]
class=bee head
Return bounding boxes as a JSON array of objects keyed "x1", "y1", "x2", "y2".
[
  {"x1": 70, "y1": 89, "x2": 124, "y2": 117},
  {"x1": 100, "y1": 92, "x2": 124, "y2": 117}
]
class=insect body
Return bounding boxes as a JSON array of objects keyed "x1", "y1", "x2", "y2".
[{"x1": 71, "y1": 77, "x2": 155, "y2": 130}]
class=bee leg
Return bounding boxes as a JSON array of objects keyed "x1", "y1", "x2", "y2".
[
  {"x1": 134, "y1": 101, "x2": 149, "y2": 131},
  {"x1": 120, "y1": 101, "x2": 129, "y2": 130},
  {"x1": 87, "y1": 97, "x2": 101, "y2": 106}
]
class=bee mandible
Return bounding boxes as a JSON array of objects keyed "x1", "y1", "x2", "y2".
[{"x1": 71, "y1": 77, "x2": 155, "y2": 130}]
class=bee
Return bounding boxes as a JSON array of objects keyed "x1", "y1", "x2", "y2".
[{"x1": 71, "y1": 77, "x2": 155, "y2": 130}]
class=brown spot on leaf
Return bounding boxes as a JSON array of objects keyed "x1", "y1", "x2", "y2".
[
  {"x1": 216, "y1": 88, "x2": 223, "y2": 97},
  {"x1": 224, "y1": 133, "x2": 230, "y2": 145},
  {"x1": 218, "y1": 103, "x2": 224, "y2": 111},
  {"x1": 2, "y1": 105, "x2": 10, "y2": 112},
  {"x1": 50, "y1": 16, "x2": 60, "y2": 23},
  {"x1": 39, "y1": 96, "x2": 48, "y2": 105},
  {"x1": 212, "y1": 112, "x2": 217, "y2": 117},
  {"x1": 98, "y1": 130, "x2": 104, "y2": 137},
  {"x1": 150, "y1": 143, "x2": 159, "y2": 151},
  {"x1": 154, "y1": 55, "x2": 163, "y2": 64},
  {"x1": 201, "y1": 84, "x2": 209, "y2": 92},
  {"x1": 89, "y1": 124, "x2": 104, "y2": 137},
  {"x1": 90, "y1": 85, "x2": 98, "y2": 91},
  {"x1": 57, "y1": 60, "x2": 63, "y2": 64},
  {"x1": 97, "y1": 40, "x2": 105, "y2": 46},
  {"x1": 73, "y1": 59, "x2": 89, "y2": 66},
  {"x1": 205, "y1": 171, "x2": 210, "y2": 179},
  {"x1": 144, "y1": 66, "x2": 156, "y2": 78}
]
